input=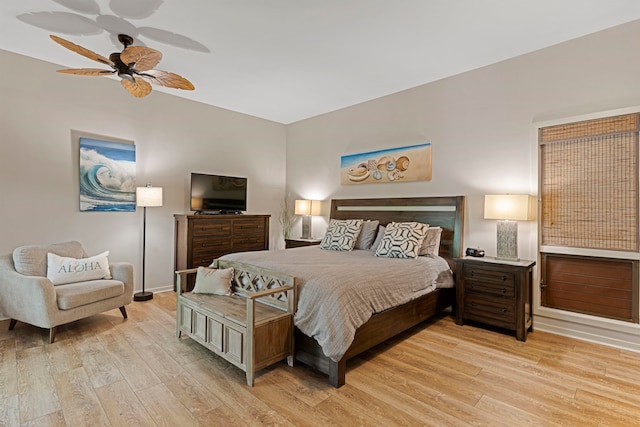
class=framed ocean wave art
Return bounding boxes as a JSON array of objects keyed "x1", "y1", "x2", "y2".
[
  {"x1": 340, "y1": 142, "x2": 432, "y2": 185},
  {"x1": 79, "y1": 135, "x2": 136, "y2": 212}
]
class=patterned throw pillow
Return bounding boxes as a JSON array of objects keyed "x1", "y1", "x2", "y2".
[
  {"x1": 320, "y1": 219, "x2": 363, "y2": 251},
  {"x1": 419, "y1": 226, "x2": 443, "y2": 256},
  {"x1": 375, "y1": 222, "x2": 429, "y2": 259}
]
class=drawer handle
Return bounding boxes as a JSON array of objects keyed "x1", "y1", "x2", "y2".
[
  {"x1": 502, "y1": 308, "x2": 507, "y2": 313},
  {"x1": 200, "y1": 226, "x2": 224, "y2": 231},
  {"x1": 502, "y1": 288, "x2": 507, "y2": 294},
  {"x1": 502, "y1": 275, "x2": 507, "y2": 281}
]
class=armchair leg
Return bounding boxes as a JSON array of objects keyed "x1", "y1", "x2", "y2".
[
  {"x1": 49, "y1": 327, "x2": 57, "y2": 344},
  {"x1": 119, "y1": 306, "x2": 128, "y2": 319},
  {"x1": 8, "y1": 319, "x2": 17, "y2": 330}
]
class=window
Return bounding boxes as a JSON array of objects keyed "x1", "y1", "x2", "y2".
[{"x1": 539, "y1": 113, "x2": 639, "y2": 322}]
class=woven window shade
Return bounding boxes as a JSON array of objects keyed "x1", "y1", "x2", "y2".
[{"x1": 540, "y1": 114, "x2": 639, "y2": 251}]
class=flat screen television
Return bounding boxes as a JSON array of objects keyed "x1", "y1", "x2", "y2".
[{"x1": 190, "y1": 173, "x2": 247, "y2": 213}]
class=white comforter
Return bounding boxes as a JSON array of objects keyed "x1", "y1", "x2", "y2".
[{"x1": 220, "y1": 246, "x2": 453, "y2": 362}]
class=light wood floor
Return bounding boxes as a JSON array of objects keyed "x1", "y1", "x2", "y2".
[{"x1": 1, "y1": 292, "x2": 639, "y2": 426}]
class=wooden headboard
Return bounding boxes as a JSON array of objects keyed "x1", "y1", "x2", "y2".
[{"x1": 330, "y1": 196, "x2": 465, "y2": 267}]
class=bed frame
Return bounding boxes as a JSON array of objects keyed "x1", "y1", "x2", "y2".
[{"x1": 294, "y1": 196, "x2": 465, "y2": 387}]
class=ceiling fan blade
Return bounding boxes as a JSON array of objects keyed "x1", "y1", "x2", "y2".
[
  {"x1": 120, "y1": 46, "x2": 162, "y2": 71},
  {"x1": 141, "y1": 70, "x2": 195, "y2": 90},
  {"x1": 50, "y1": 35, "x2": 114, "y2": 67},
  {"x1": 57, "y1": 68, "x2": 115, "y2": 76},
  {"x1": 121, "y1": 76, "x2": 152, "y2": 97}
]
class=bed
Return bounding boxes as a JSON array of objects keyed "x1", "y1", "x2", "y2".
[{"x1": 221, "y1": 196, "x2": 465, "y2": 387}]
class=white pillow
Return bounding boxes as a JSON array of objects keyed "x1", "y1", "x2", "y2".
[
  {"x1": 192, "y1": 267, "x2": 234, "y2": 295},
  {"x1": 319, "y1": 219, "x2": 363, "y2": 251},
  {"x1": 47, "y1": 251, "x2": 111, "y2": 285},
  {"x1": 419, "y1": 226, "x2": 443, "y2": 256},
  {"x1": 354, "y1": 220, "x2": 380, "y2": 250},
  {"x1": 374, "y1": 222, "x2": 429, "y2": 259}
]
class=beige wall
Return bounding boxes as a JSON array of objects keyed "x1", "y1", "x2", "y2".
[
  {"x1": 0, "y1": 50, "x2": 287, "y2": 293},
  {"x1": 286, "y1": 19, "x2": 640, "y2": 262}
]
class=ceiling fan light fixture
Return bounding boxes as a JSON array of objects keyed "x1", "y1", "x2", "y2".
[{"x1": 50, "y1": 33, "x2": 195, "y2": 98}]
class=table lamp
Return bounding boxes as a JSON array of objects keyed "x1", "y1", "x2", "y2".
[
  {"x1": 295, "y1": 199, "x2": 321, "y2": 239},
  {"x1": 484, "y1": 194, "x2": 535, "y2": 261}
]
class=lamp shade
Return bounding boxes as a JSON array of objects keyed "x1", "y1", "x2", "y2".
[
  {"x1": 484, "y1": 195, "x2": 535, "y2": 221},
  {"x1": 136, "y1": 185, "x2": 163, "y2": 207},
  {"x1": 295, "y1": 199, "x2": 321, "y2": 216}
]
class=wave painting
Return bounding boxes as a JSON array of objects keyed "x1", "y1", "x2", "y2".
[{"x1": 79, "y1": 137, "x2": 136, "y2": 211}]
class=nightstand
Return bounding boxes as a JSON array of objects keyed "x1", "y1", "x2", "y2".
[
  {"x1": 454, "y1": 256, "x2": 535, "y2": 341},
  {"x1": 285, "y1": 238, "x2": 321, "y2": 249}
]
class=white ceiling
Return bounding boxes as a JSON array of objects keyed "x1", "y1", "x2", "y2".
[{"x1": 2, "y1": 0, "x2": 640, "y2": 124}]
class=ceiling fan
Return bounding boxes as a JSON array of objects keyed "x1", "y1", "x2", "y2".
[{"x1": 50, "y1": 34, "x2": 195, "y2": 98}]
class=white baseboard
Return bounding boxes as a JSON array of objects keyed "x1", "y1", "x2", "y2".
[{"x1": 534, "y1": 312, "x2": 640, "y2": 353}]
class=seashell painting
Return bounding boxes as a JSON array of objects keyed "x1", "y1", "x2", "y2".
[{"x1": 340, "y1": 142, "x2": 432, "y2": 185}]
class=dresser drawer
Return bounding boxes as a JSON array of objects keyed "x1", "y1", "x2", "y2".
[
  {"x1": 233, "y1": 236, "x2": 265, "y2": 252},
  {"x1": 464, "y1": 292, "x2": 515, "y2": 329},
  {"x1": 192, "y1": 236, "x2": 232, "y2": 252},
  {"x1": 190, "y1": 250, "x2": 232, "y2": 268},
  {"x1": 192, "y1": 220, "x2": 232, "y2": 237},
  {"x1": 233, "y1": 219, "x2": 266, "y2": 236}
]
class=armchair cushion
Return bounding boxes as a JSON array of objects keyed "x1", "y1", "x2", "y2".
[
  {"x1": 13, "y1": 241, "x2": 85, "y2": 276},
  {"x1": 46, "y1": 251, "x2": 111, "y2": 285},
  {"x1": 55, "y1": 279, "x2": 125, "y2": 310}
]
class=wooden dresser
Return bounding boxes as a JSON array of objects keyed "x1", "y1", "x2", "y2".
[
  {"x1": 174, "y1": 214, "x2": 270, "y2": 291},
  {"x1": 454, "y1": 256, "x2": 535, "y2": 341}
]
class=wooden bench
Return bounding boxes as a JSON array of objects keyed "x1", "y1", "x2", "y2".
[{"x1": 176, "y1": 259, "x2": 296, "y2": 386}]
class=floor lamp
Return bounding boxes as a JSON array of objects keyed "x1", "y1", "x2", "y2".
[{"x1": 134, "y1": 183, "x2": 163, "y2": 302}]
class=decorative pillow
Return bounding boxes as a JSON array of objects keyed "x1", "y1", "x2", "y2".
[
  {"x1": 192, "y1": 267, "x2": 234, "y2": 295},
  {"x1": 374, "y1": 222, "x2": 429, "y2": 259},
  {"x1": 13, "y1": 241, "x2": 85, "y2": 277},
  {"x1": 46, "y1": 251, "x2": 111, "y2": 285},
  {"x1": 354, "y1": 220, "x2": 380, "y2": 250},
  {"x1": 319, "y1": 219, "x2": 363, "y2": 251},
  {"x1": 419, "y1": 226, "x2": 443, "y2": 256}
]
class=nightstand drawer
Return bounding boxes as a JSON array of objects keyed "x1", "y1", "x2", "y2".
[
  {"x1": 464, "y1": 292, "x2": 515, "y2": 328},
  {"x1": 464, "y1": 280, "x2": 515, "y2": 297},
  {"x1": 463, "y1": 265, "x2": 514, "y2": 285}
]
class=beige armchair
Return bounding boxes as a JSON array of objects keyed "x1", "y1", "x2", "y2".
[{"x1": 0, "y1": 241, "x2": 133, "y2": 343}]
